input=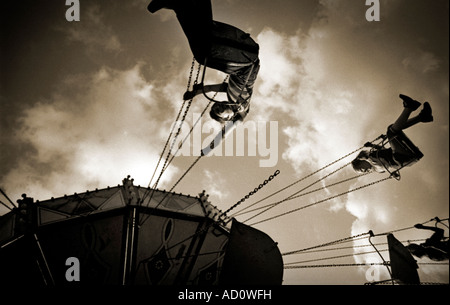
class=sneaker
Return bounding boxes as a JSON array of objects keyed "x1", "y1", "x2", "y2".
[
  {"x1": 399, "y1": 94, "x2": 421, "y2": 110},
  {"x1": 147, "y1": 0, "x2": 174, "y2": 13},
  {"x1": 419, "y1": 102, "x2": 433, "y2": 122}
]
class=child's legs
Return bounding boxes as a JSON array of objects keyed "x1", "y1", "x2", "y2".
[
  {"x1": 227, "y1": 60, "x2": 260, "y2": 102},
  {"x1": 174, "y1": 0, "x2": 213, "y2": 62},
  {"x1": 391, "y1": 108, "x2": 414, "y2": 132},
  {"x1": 402, "y1": 115, "x2": 422, "y2": 130},
  {"x1": 425, "y1": 228, "x2": 445, "y2": 246},
  {"x1": 386, "y1": 126, "x2": 418, "y2": 165}
]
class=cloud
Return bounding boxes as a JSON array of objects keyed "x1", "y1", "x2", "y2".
[
  {"x1": 402, "y1": 50, "x2": 441, "y2": 74},
  {"x1": 202, "y1": 169, "x2": 230, "y2": 202},
  {"x1": 255, "y1": 26, "x2": 369, "y2": 176},
  {"x1": 345, "y1": 180, "x2": 393, "y2": 235},
  {"x1": 255, "y1": 28, "x2": 305, "y2": 117},
  {"x1": 250, "y1": 1, "x2": 449, "y2": 284},
  {"x1": 1, "y1": 65, "x2": 179, "y2": 201},
  {"x1": 61, "y1": 4, "x2": 123, "y2": 54},
  {"x1": 347, "y1": 185, "x2": 393, "y2": 282}
]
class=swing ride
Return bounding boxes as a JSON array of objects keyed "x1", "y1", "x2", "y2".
[
  {"x1": 1, "y1": 62, "x2": 447, "y2": 284},
  {"x1": 0, "y1": 2, "x2": 448, "y2": 286},
  {"x1": 0, "y1": 176, "x2": 283, "y2": 285}
]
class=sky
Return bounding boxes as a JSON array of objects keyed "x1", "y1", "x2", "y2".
[{"x1": 1, "y1": 0, "x2": 448, "y2": 285}]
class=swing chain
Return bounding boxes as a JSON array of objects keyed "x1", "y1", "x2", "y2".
[
  {"x1": 167, "y1": 61, "x2": 202, "y2": 160},
  {"x1": 284, "y1": 262, "x2": 389, "y2": 269},
  {"x1": 220, "y1": 170, "x2": 281, "y2": 219},
  {"x1": 282, "y1": 231, "x2": 372, "y2": 256},
  {"x1": 250, "y1": 175, "x2": 392, "y2": 226},
  {"x1": 186, "y1": 58, "x2": 196, "y2": 90}
]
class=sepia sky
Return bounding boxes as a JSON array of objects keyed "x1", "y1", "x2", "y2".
[{"x1": 1, "y1": 0, "x2": 448, "y2": 284}]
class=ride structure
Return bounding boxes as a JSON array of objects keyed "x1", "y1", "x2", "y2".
[{"x1": 0, "y1": 176, "x2": 283, "y2": 285}]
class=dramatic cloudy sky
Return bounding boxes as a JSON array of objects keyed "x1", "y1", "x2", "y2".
[{"x1": 1, "y1": 0, "x2": 448, "y2": 284}]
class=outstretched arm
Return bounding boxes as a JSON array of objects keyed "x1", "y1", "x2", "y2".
[
  {"x1": 364, "y1": 142, "x2": 383, "y2": 150},
  {"x1": 414, "y1": 224, "x2": 444, "y2": 233}
]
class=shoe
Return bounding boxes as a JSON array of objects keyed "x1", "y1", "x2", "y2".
[
  {"x1": 399, "y1": 94, "x2": 421, "y2": 110},
  {"x1": 147, "y1": 0, "x2": 174, "y2": 13},
  {"x1": 183, "y1": 90, "x2": 195, "y2": 100},
  {"x1": 192, "y1": 83, "x2": 204, "y2": 92},
  {"x1": 419, "y1": 102, "x2": 433, "y2": 122}
]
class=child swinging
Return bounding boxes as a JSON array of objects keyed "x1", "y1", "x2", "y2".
[
  {"x1": 148, "y1": 0, "x2": 260, "y2": 124},
  {"x1": 352, "y1": 94, "x2": 433, "y2": 176}
]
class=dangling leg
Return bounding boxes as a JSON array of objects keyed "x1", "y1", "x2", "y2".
[
  {"x1": 399, "y1": 94, "x2": 421, "y2": 110},
  {"x1": 391, "y1": 94, "x2": 425, "y2": 131},
  {"x1": 148, "y1": 0, "x2": 204, "y2": 13},
  {"x1": 419, "y1": 102, "x2": 433, "y2": 122},
  {"x1": 415, "y1": 224, "x2": 445, "y2": 246},
  {"x1": 391, "y1": 95, "x2": 419, "y2": 132},
  {"x1": 147, "y1": 0, "x2": 213, "y2": 62},
  {"x1": 397, "y1": 102, "x2": 434, "y2": 130},
  {"x1": 147, "y1": 0, "x2": 176, "y2": 13}
]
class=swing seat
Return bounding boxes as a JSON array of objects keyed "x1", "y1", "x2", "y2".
[
  {"x1": 387, "y1": 234, "x2": 420, "y2": 285},
  {"x1": 387, "y1": 127, "x2": 424, "y2": 167},
  {"x1": 202, "y1": 21, "x2": 259, "y2": 75}
]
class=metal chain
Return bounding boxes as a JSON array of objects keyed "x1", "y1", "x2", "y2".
[
  {"x1": 237, "y1": 142, "x2": 373, "y2": 220},
  {"x1": 372, "y1": 218, "x2": 446, "y2": 237},
  {"x1": 282, "y1": 231, "x2": 372, "y2": 256},
  {"x1": 249, "y1": 175, "x2": 392, "y2": 226},
  {"x1": 142, "y1": 65, "x2": 226, "y2": 221},
  {"x1": 139, "y1": 155, "x2": 202, "y2": 226},
  {"x1": 153, "y1": 171, "x2": 281, "y2": 256},
  {"x1": 138, "y1": 59, "x2": 200, "y2": 224},
  {"x1": 168, "y1": 156, "x2": 203, "y2": 193},
  {"x1": 157, "y1": 62, "x2": 201, "y2": 177},
  {"x1": 284, "y1": 262, "x2": 389, "y2": 269},
  {"x1": 284, "y1": 248, "x2": 388, "y2": 265},
  {"x1": 290, "y1": 239, "x2": 427, "y2": 254},
  {"x1": 285, "y1": 261, "x2": 447, "y2": 269},
  {"x1": 240, "y1": 162, "x2": 364, "y2": 222},
  {"x1": 142, "y1": 59, "x2": 198, "y2": 206},
  {"x1": 220, "y1": 169, "x2": 281, "y2": 220},
  {"x1": 235, "y1": 173, "x2": 367, "y2": 217},
  {"x1": 186, "y1": 57, "x2": 197, "y2": 91},
  {"x1": 166, "y1": 75, "x2": 229, "y2": 166}
]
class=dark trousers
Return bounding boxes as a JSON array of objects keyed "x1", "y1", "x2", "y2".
[
  {"x1": 172, "y1": 0, "x2": 260, "y2": 103},
  {"x1": 172, "y1": 0, "x2": 214, "y2": 64}
]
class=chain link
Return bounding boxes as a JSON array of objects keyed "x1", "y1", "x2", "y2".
[
  {"x1": 139, "y1": 59, "x2": 200, "y2": 224},
  {"x1": 249, "y1": 175, "x2": 392, "y2": 226},
  {"x1": 153, "y1": 60, "x2": 201, "y2": 190},
  {"x1": 220, "y1": 170, "x2": 281, "y2": 219},
  {"x1": 282, "y1": 231, "x2": 372, "y2": 256},
  {"x1": 237, "y1": 143, "x2": 373, "y2": 222},
  {"x1": 284, "y1": 262, "x2": 389, "y2": 269},
  {"x1": 186, "y1": 57, "x2": 196, "y2": 90}
]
